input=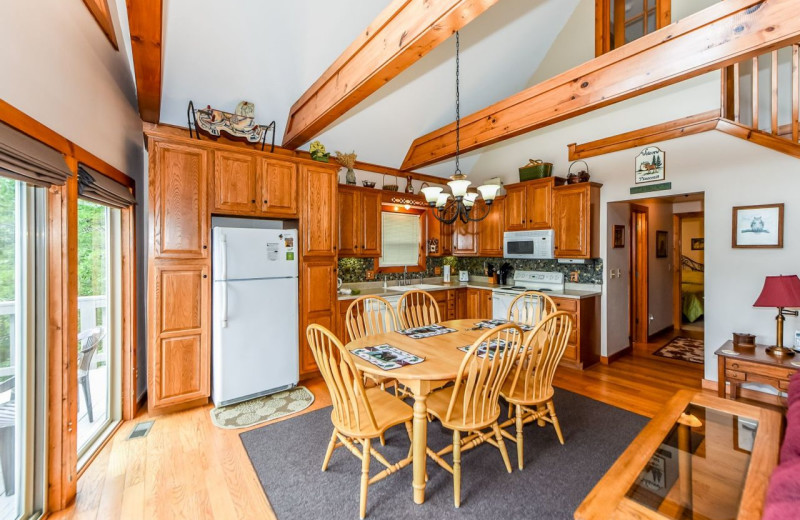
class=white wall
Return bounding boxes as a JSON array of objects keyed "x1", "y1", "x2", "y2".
[
  {"x1": 0, "y1": 0, "x2": 147, "y2": 396},
  {"x1": 606, "y1": 203, "x2": 631, "y2": 355}
]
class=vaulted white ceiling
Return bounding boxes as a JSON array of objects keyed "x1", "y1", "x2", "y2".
[{"x1": 158, "y1": 0, "x2": 581, "y2": 178}]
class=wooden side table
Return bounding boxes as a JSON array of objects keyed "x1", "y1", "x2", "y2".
[{"x1": 715, "y1": 340, "x2": 799, "y2": 399}]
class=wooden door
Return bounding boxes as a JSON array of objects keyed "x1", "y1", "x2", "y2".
[
  {"x1": 453, "y1": 218, "x2": 478, "y2": 256},
  {"x1": 359, "y1": 189, "x2": 382, "y2": 256},
  {"x1": 260, "y1": 159, "x2": 298, "y2": 217},
  {"x1": 630, "y1": 206, "x2": 649, "y2": 343},
  {"x1": 440, "y1": 221, "x2": 453, "y2": 256},
  {"x1": 300, "y1": 260, "x2": 337, "y2": 375},
  {"x1": 478, "y1": 198, "x2": 504, "y2": 256},
  {"x1": 480, "y1": 289, "x2": 493, "y2": 318},
  {"x1": 432, "y1": 290, "x2": 448, "y2": 320},
  {"x1": 337, "y1": 187, "x2": 360, "y2": 256},
  {"x1": 212, "y1": 150, "x2": 256, "y2": 214},
  {"x1": 302, "y1": 165, "x2": 337, "y2": 257},
  {"x1": 455, "y1": 288, "x2": 467, "y2": 319},
  {"x1": 526, "y1": 181, "x2": 552, "y2": 229},
  {"x1": 553, "y1": 184, "x2": 589, "y2": 258},
  {"x1": 466, "y1": 288, "x2": 482, "y2": 319},
  {"x1": 152, "y1": 142, "x2": 209, "y2": 259},
  {"x1": 150, "y1": 263, "x2": 210, "y2": 409},
  {"x1": 504, "y1": 184, "x2": 527, "y2": 231}
]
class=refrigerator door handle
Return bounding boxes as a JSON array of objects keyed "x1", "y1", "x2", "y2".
[
  {"x1": 221, "y1": 281, "x2": 228, "y2": 328},
  {"x1": 221, "y1": 233, "x2": 228, "y2": 328}
]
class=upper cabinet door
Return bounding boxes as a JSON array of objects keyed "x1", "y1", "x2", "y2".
[
  {"x1": 337, "y1": 187, "x2": 360, "y2": 256},
  {"x1": 453, "y1": 217, "x2": 478, "y2": 256},
  {"x1": 212, "y1": 150, "x2": 257, "y2": 214},
  {"x1": 152, "y1": 141, "x2": 209, "y2": 259},
  {"x1": 478, "y1": 197, "x2": 504, "y2": 257},
  {"x1": 260, "y1": 159, "x2": 298, "y2": 217},
  {"x1": 553, "y1": 184, "x2": 589, "y2": 258},
  {"x1": 359, "y1": 190, "x2": 382, "y2": 256},
  {"x1": 504, "y1": 185, "x2": 527, "y2": 231},
  {"x1": 302, "y1": 165, "x2": 337, "y2": 257},
  {"x1": 526, "y1": 181, "x2": 552, "y2": 229}
]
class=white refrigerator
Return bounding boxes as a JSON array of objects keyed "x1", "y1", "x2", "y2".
[{"x1": 212, "y1": 226, "x2": 299, "y2": 406}]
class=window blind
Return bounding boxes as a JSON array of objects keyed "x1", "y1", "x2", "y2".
[
  {"x1": 78, "y1": 164, "x2": 135, "y2": 208},
  {"x1": 0, "y1": 122, "x2": 72, "y2": 187},
  {"x1": 379, "y1": 212, "x2": 420, "y2": 267}
]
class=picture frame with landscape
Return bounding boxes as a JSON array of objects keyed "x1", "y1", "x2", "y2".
[{"x1": 732, "y1": 203, "x2": 784, "y2": 249}]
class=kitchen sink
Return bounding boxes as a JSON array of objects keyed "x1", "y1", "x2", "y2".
[{"x1": 387, "y1": 284, "x2": 444, "y2": 292}]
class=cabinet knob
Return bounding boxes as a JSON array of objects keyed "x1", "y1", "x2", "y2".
[
  {"x1": 263, "y1": 199, "x2": 268, "y2": 204},
  {"x1": 203, "y1": 245, "x2": 208, "y2": 249},
  {"x1": 251, "y1": 199, "x2": 256, "y2": 203},
  {"x1": 355, "y1": 245, "x2": 359, "y2": 249},
  {"x1": 203, "y1": 274, "x2": 207, "y2": 279},
  {"x1": 731, "y1": 363, "x2": 739, "y2": 369}
]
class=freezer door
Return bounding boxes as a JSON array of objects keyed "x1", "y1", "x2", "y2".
[
  {"x1": 212, "y1": 277, "x2": 299, "y2": 405},
  {"x1": 213, "y1": 227, "x2": 297, "y2": 281}
]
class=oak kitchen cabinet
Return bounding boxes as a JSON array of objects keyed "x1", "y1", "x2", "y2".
[
  {"x1": 552, "y1": 183, "x2": 601, "y2": 259},
  {"x1": 453, "y1": 217, "x2": 478, "y2": 256},
  {"x1": 426, "y1": 209, "x2": 453, "y2": 257},
  {"x1": 465, "y1": 288, "x2": 492, "y2": 319},
  {"x1": 504, "y1": 177, "x2": 565, "y2": 231},
  {"x1": 552, "y1": 295, "x2": 600, "y2": 369},
  {"x1": 211, "y1": 150, "x2": 298, "y2": 218},
  {"x1": 146, "y1": 127, "x2": 339, "y2": 412},
  {"x1": 477, "y1": 197, "x2": 504, "y2": 257},
  {"x1": 338, "y1": 185, "x2": 382, "y2": 257}
]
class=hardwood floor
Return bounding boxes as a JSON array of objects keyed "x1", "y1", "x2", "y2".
[{"x1": 52, "y1": 349, "x2": 709, "y2": 519}]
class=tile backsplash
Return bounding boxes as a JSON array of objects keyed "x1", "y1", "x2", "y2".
[{"x1": 337, "y1": 256, "x2": 603, "y2": 284}]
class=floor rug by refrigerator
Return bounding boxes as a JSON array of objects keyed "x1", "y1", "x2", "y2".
[
  {"x1": 210, "y1": 386, "x2": 314, "y2": 430},
  {"x1": 652, "y1": 336, "x2": 704, "y2": 364}
]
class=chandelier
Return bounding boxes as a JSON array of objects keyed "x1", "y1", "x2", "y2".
[{"x1": 421, "y1": 31, "x2": 499, "y2": 224}]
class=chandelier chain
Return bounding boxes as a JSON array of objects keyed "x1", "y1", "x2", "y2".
[{"x1": 454, "y1": 31, "x2": 461, "y2": 176}]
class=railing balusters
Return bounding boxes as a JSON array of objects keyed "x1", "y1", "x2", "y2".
[
  {"x1": 733, "y1": 62, "x2": 740, "y2": 123},
  {"x1": 793, "y1": 44, "x2": 799, "y2": 143},
  {"x1": 771, "y1": 50, "x2": 779, "y2": 135},
  {"x1": 752, "y1": 56, "x2": 759, "y2": 130}
]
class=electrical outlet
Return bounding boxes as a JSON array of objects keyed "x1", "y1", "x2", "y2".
[
  {"x1": 366, "y1": 270, "x2": 375, "y2": 280},
  {"x1": 570, "y1": 271, "x2": 579, "y2": 282},
  {"x1": 434, "y1": 266, "x2": 441, "y2": 275}
]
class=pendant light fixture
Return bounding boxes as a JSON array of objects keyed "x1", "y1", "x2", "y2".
[{"x1": 421, "y1": 31, "x2": 499, "y2": 224}]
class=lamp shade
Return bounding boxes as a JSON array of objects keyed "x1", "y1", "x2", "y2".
[
  {"x1": 448, "y1": 179, "x2": 471, "y2": 198},
  {"x1": 421, "y1": 186, "x2": 443, "y2": 204},
  {"x1": 753, "y1": 275, "x2": 800, "y2": 308}
]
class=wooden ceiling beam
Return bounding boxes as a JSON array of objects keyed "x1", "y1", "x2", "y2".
[
  {"x1": 281, "y1": 0, "x2": 501, "y2": 150},
  {"x1": 402, "y1": 0, "x2": 800, "y2": 170},
  {"x1": 127, "y1": 0, "x2": 163, "y2": 123}
]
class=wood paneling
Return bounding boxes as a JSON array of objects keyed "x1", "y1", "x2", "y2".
[
  {"x1": 302, "y1": 165, "x2": 337, "y2": 257},
  {"x1": 282, "y1": 0, "x2": 501, "y2": 149},
  {"x1": 260, "y1": 159, "x2": 298, "y2": 216},
  {"x1": 212, "y1": 151, "x2": 257, "y2": 214},
  {"x1": 126, "y1": 0, "x2": 163, "y2": 123},
  {"x1": 553, "y1": 183, "x2": 601, "y2": 259},
  {"x1": 152, "y1": 142, "x2": 208, "y2": 259},
  {"x1": 478, "y1": 198, "x2": 503, "y2": 257},
  {"x1": 402, "y1": 0, "x2": 800, "y2": 169},
  {"x1": 150, "y1": 264, "x2": 209, "y2": 410}
]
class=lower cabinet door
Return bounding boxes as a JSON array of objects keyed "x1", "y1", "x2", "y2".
[{"x1": 150, "y1": 263, "x2": 210, "y2": 410}]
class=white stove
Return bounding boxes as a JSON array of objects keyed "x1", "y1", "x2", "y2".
[{"x1": 491, "y1": 271, "x2": 565, "y2": 319}]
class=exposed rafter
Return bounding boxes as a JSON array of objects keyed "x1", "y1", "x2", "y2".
[
  {"x1": 282, "y1": 0, "x2": 501, "y2": 150},
  {"x1": 127, "y1": 0, "x2": 163, "y2": 123},
  {"x1": 402, "y1": 0, "x2": 800, "y2": 170}
]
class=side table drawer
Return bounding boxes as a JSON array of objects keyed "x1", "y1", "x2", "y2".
[
  {"x1": 726, "y1": 359, "x2": 795, "y2": 380},
  {"x1": 725, "y1": 369, "x2": 747, "y2": 381}
]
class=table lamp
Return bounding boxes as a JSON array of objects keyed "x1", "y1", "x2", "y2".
[{"x1": 753, "y1": 274, "x2": 800, "y2": 356}]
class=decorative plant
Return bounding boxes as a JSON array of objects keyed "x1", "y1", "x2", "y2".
[
  {"x1": 334, "y1": 150, "x2": 357, "y2": 170},
  {"x1": 309, "y1": 140, "x2": 329, "y2": 161}
]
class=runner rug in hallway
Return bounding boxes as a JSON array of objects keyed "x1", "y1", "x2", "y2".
[
  {"x1": 240, "y1": 388, "x2": 648, "y2": 520},
  {"x1": 652, "y1": 336, "x2": 705, "y2": 364}
]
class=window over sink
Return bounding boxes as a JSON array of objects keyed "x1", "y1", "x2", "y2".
[{"x1": 377, "y1": 208, "x2": 426, "y2": 272}]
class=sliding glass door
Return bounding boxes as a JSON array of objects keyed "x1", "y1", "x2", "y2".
[{"x1": 0, "y1": 176, "x2": 46, "y2": 519}]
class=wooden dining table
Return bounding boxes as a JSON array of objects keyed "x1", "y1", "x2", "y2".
[{"x1": 346, "y1": 319, "x2": 489, "y2": 505}]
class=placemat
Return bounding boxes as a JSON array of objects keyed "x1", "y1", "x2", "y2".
[
  {"x1": 458, "y1": 339, "x2": 512, "y2": 359},
  {"x1": 474, "y1": 318, "x2": 534, "y2": 332},
  {"x1": 351, "y1": 344, "x2": 425, "y2": 370},
  {"x1": 396, "y1": 323, "x2": 457, "y2": 339}
]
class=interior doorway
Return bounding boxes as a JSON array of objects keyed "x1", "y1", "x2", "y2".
[
  {"x1": 673, "y1": 212, "x2": 705, "y2": 333},
  {"x1": 630, "y1": 205, "x2": 649, "y2": 344}
]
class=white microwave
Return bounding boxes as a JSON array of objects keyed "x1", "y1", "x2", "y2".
[{"x1": 503, "y1": 230, "x2": 555, "y2": 259}]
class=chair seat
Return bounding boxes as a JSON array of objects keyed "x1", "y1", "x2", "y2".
[
  {"x1": 427, "y1": 386, "x2": 500, "y2": 432},
  {"x1": 499, "y1": 378, "x2": 554, "y2": 407},
  {"x1": 332, "y1": 387, "x2": 413, "y2": 439}
]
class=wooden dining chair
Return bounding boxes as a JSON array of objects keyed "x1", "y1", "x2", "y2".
[
  {"x1": 425, "y1": 323, "x2": 524, "y2": 507},
  {"x1": 306, "y1": 324, "x2": 413, "y2": 519},
  {"x1": 397, "y1": 290, "x2": 441, "y2": 329},
  {"x1": 345, "y1": 296, "x2": 400, "y2": 394},
  {"x1": 506, "y1": 291, "x2": 557, "y2": 327},
  {"x1": 499, "y1": 311, "x2": 573, "y2": 470}
]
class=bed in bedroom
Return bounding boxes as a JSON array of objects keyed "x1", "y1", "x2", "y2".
[{"x1": 681, "y1": 256, "x2": 704, "y2": 323}]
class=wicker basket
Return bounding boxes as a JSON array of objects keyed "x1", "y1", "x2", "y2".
[
  {"x1": 518, "y1": 159, "x2": 552, "y2": 181},
  {"x1": 382, "y1": 173, "x2": 399, "y2": 191}
]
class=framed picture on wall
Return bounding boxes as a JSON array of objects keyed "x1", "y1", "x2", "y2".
[
  {"x1": 690, "y1": 238, "x2": 704, "y2": 251},
  {"x1": 613, "y1": 225, "x2": 625, "y2": 248},
  {"x1": 732, "y1": 203, "x2": 784, "y2": 248},
  {"x1": 656, "y1": 230, "x2": 668, "y2": 258}
]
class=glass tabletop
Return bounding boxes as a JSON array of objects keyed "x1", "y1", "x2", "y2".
[{"x1": 625, "y1": 404, "x2": 758, "y2": 520}]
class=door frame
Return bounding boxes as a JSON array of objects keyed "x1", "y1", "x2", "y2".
[
  {"x1": 672, "y1": 211, "x2": 704, "y2": 331},
  {"x1": 629, "y1": 204, "x2": 649, "y2": 343}
]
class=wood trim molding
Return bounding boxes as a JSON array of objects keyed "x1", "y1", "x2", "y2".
[
  {"x1": 715, "y1": 118, "x2": 800, "y2": 160},
  {"x1": 402, "y1": 0, "x2": 800, "y2": 170},
  {"x1": 126, "y1": 0, "x2": 163, "y2": 123},
  {"x1": 0, "y1": 99, "x2": 135, "y2": 190},
  {"x1": 121, "y1": 207, "x2": 138, "y2": 421},
  {"x1": 82, "y1": 0, "x2": 119, "y2": 50},
  {"x1": 595, "y1": 0, "x2": 671, "y2": 57},
  {"x1": 568, "y1": 110, "x2": 721, "y2": 160},
  {"x1": 282, "y1": 0, "x2": 501, "y2": 149},
  {"x1": 600, "y1": 346, "x2": 632, "y2": 365}
]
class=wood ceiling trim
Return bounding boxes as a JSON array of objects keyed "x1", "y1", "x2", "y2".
[
  {"x1": 127, "y1": 0, "x2": 163, "y2": 124},
  {"x1": 82, "y1": 0, "x2": 119, "y2": 50},
  {"x1": 567, "y1": 110, "x2": 721, "y2": 160},
  {"x1": 281, "y1": 0, "x2": 501, "y2": 149},
  {"x1": 716, "y1": 118, "x2": 800, "y2": 160},
  {"x1": 401, "y1": 0, "x2": 800, "y2": 170}
]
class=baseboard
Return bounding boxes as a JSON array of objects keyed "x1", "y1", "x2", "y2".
[
  {"x1": 648, "y1": 325, "x2": 675, "y2": 340},
  {"x1": 601, "y1": 346, "x2": 632, "y2": 365}
]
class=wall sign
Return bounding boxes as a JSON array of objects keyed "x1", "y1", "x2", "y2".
[
  {"x1": 635, "y1": 146, "x2": 665, "y2": 184},
  {"x1": 630, "y1": 182, "x2": 671, "y2": 195}
]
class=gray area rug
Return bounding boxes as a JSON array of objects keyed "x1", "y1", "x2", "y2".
[{"x1": 240, "y1": 389, "x2": 648, "y2": 519}]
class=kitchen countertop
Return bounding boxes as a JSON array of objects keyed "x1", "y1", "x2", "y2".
[{"x1": 337, "y1": 278, "x2": 601, "y2": 301}]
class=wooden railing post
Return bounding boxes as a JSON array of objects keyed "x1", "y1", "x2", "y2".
[{"x1": 793, "y1": 45, "x2": 799, "y2": 143}]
